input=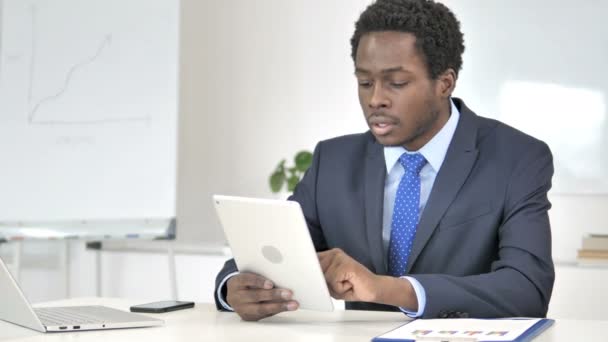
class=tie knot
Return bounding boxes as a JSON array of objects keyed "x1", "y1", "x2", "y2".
[{"x1": 399, "y1": 153, "x2": 427, "y2": 175}]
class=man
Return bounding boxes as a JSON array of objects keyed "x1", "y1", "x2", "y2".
[{"x1": 215, "y1": 0, "x2": 554, "y2": 321}]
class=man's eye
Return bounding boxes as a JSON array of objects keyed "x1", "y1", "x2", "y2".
[
  {"x1": 358, "y1": 81, "x2": 372, "y2": 88},
  {"x1": 391, "y1": 82, "x2": 408, "y2": 88}
]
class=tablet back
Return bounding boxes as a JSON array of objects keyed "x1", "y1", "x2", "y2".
[{"x1": 213, "y1": 195, "x2": 334, "y2": 312}]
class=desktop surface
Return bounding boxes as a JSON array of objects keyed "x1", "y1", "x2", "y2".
[{"x1": 0, "y1": 298, "x2": 606, "y2": 342}]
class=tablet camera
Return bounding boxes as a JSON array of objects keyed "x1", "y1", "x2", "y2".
[{"x1": 261, "y1": 245, "x2": 283, "y2": 264}]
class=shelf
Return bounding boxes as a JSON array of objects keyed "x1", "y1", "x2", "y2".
[{"x1": 554, "y1": 259, "x2": 608, "y2": 269}]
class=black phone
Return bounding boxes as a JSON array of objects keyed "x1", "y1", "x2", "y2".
[{"x1": 130, "y1": 300, "x2": 195, "y2": 313}]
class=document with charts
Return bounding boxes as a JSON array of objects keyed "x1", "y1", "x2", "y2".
[{"x1": 373, "y1": 318, "x2": 554, "y2": 342}]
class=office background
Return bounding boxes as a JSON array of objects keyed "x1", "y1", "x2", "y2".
[{"x1": 0, "y1": 0, "x2": 607, "y2": 320}]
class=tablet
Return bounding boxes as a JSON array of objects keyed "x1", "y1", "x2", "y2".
[{"x1": 212, "y1": 195, "x2": 334, "y2": 312}]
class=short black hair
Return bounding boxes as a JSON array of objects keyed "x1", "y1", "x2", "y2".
[{"x1": 351, "y1": 0, "x2": 465, "y2": 79}]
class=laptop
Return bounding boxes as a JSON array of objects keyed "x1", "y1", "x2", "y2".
[
  {"x1": 0, "y1": 256, "x2": 163, "y2": 332},
  {"x1": 213, "y1": 195, "x2": 334, "y2": 312}
]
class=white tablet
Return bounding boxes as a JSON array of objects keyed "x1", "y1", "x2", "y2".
[{"x1": 213, "y1": 195, "x2": 334, "y2": 312}]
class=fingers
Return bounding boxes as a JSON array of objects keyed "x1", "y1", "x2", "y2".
[
  {"x1": 326, "y1": 270, "x2": 353, "y2": 300},
  {"x1": 318, "y1": 248, "x2": 343, "y2": 273},
  {"x1": 227, "y1": 273, "x2": 283, "y2": 306},
  {"x1": 239, "y1": 288, "x2": 293, "y2": 303},
  {"x1": 327, "y1": 284, "x2": 345, "y2": 299},
  {"x1": 319, "y1": 248, "x2": 370, "y2": 301},
  {"x1": 239, "y1": 301, "x2": 299, "y2": 321},
  {"x1": 233, "y1": 291, "x2": 299, "y2": 321},
  {"x1": 226, "y1": 272, "x2": 298, "y2": 321},
  {"x1": 319, "y1": 253, "x2": 331, "y2": 273},
  {"x1": 229, "y1": 272, "x2": 273, "y2": 290},
  {"x1": 319, "y1": 249, "x2": 349, "y2": 299},
  {"x1": 323, "y1": 251, "x2": 345, "y2": 284}
]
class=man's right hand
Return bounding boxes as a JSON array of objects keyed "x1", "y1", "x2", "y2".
[{"x1": 226, "y1": 272, "x2": 299, "y2": 321}]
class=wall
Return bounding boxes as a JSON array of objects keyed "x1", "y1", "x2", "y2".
[
  {"x1": 176, "y1": 0, "x2": 370, "y2": 245},
  {"x1": 550, "y1": 194, "x2": 608, "y2": 262}
]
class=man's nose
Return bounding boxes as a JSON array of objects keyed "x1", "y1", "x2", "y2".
[{"x1": 368, "y1": 84, "x2": 390, "y2": 109}]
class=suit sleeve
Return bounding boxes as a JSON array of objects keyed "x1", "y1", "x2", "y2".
[
  {"x1": 412, "y1": 142, "x2": 555, "y2": 318},
  {"x1": 213, "y1": 258, "x2": 238, "y2": 311},
  {"x1": 289, "y1": 142, "x2": 329, "y2": 252}
]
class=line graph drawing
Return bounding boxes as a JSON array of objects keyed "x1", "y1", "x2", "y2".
[
  {"x1": 27, "y1": 4, "x2": 35, "y2": 103},
  {"x1": 30, "y1": 116, "x2": 152, "y2": 126},
  {"x1": 0, "y1": 0, "x2": 4, "y2": 85},
  {"x1": 25, "y1": 4, "x2": 150, "y2": 125}
]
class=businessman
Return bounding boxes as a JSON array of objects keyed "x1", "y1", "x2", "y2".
[{"x1": 215, "y1": 0, "x2": 554, "y2": 321}]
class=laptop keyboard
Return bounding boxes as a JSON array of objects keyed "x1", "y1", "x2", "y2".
[{"x1": 34, "y1": 307, "x2": 106, "y2": 326}]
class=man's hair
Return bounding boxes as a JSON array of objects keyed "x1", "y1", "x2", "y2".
[{"x1": 351, "y1": 0, "x2": 465, "y2": 79}]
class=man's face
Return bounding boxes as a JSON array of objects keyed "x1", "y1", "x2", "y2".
[{"x1": 355, "y1": 31, "x2": 449, "y2": 150}]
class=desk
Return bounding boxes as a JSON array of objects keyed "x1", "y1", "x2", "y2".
[{"x1": 0, "y1": 298, "x2": 606, "y2": 342}]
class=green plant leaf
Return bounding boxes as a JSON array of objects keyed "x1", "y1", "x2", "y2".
[
  {"x1": 294, "y1": 151, "x2": 313, "y2": 172},
  {"x1": 269, "y1": 172, "x2": 285, "y2": 193},
  {"x1": 275, "y1": 159, "x2": 286, "y2": 173},
  {"x1": 287, "y1": 174, "x2": 299, "y2": 192}
]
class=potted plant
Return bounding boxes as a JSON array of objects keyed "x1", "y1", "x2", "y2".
[{"x1": 269, "y1": 150, "x2": 313, "y2": 193}]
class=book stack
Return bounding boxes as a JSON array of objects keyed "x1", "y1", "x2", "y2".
[{"x1": 577, "y1": 234, "x2": 608, "y2": 264}]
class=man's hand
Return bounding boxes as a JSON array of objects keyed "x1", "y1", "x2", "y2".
[
  {"x1": 226, "y1": 272, "x2": 299, "y2": 321},
  {"x1": 318, "y1": 248, "x2": 380, "y2": 302},
  {"x1": 318, "y1": 248, "x2": 418, "y2": 310}
]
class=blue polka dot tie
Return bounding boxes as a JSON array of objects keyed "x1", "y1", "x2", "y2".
[{"x1": 388, "y1": 152, "x2": 427, "y2": 277}]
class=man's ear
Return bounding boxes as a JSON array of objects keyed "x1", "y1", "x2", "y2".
[{"x1": 436, "y1": 68, "x2": 457, "y2": 98}]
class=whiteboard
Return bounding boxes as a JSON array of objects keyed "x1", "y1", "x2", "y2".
[
  {"x1": 0, "y1": 0, "x2": 178, "y2": 221},
  {"x1": 446, "y1": 0, "x2": 608, "y2": 194}
]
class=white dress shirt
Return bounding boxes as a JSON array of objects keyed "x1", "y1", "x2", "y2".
[{"x1": 382, "y1": 99, "x2": 460, "y2": 317}]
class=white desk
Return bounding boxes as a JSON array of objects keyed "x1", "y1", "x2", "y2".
[{"x1": 0, "y1": 298, "x2": 606, "y2": 342}]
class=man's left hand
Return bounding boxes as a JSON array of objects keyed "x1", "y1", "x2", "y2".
[
  {"x1": 317, "y1": 248, "x2": 380, "y2": 302},
  {"x1": 318, "y1": 248, "x2": 419, "y2": 311}
]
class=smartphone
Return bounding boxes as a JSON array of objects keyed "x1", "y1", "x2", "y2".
[{"x1": 130, "y1": 300, "x2": 195, "y2": 313}]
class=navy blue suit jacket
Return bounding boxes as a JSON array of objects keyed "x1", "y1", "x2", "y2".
[{"x1": 215, "y1": 98, "x2": 555, "y2": 318}]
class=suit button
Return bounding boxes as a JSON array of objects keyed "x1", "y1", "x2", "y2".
[
  {"x1": 437, "y1": 310, "x2": 451, "y2": 318},
  {"x1": 454, "y1": 311, "x2": 469, "y2": 318},
  {"x1": 437, "y1": 310, "x2": 469, "y2": 318}
]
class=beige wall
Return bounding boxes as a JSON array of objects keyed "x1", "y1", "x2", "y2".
[{"x1": 176, "y1": 0, "x2": 370, "y2": 245}]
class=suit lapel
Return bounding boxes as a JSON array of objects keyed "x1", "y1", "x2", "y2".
[
  {"x1": 406, "y1": 99, "x2": 480, "y2": 273},
  {"x1": 363, "y1": 134, "x2": 387, "y2": 274}
]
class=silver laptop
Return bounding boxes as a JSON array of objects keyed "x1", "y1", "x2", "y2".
[
  {"x1": 213, "y1": 195, "x2": 334, "y2": 312},
  {"x1": 0, "y1": 256, "x2": 163, "y2": 332}
]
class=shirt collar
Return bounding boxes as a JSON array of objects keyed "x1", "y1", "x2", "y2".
[{"x1": 384, "y1": 98, "x2": 460, "y2": 173}]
